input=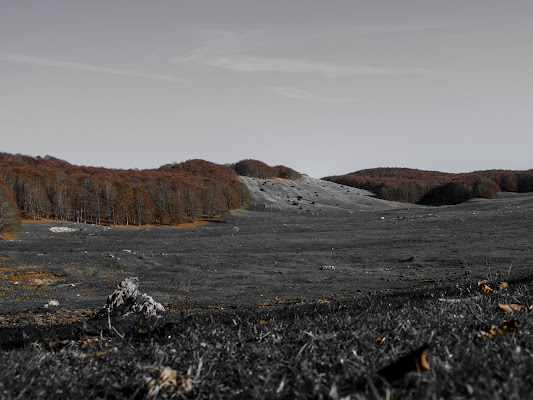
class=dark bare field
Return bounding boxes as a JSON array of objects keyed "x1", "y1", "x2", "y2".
[
  {"x1": 1, "y1": 178, "x2": 533, "y2": 399},
  {"x1": 1, "y1": 177, "x2": 532, "y2": 315}
]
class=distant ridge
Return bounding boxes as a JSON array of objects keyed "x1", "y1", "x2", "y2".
[
  {"x1": 230, "y1": 159, "x2": 302, "y2": 181},
  {"x1": 323, "y1": 167, "x2": 533, "y2": 205}
]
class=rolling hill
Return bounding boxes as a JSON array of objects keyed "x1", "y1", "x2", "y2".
[
  {"x1": 323, "y1": 167, "x2": 533, "y2": 205},
  {"x1": 240, "y1": 175, "x2": 401, "y2": 213}
]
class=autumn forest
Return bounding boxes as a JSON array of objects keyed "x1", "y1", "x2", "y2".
[
  {"x1": 0, "y1": 154, "x2": 306, "y2": 237},
  {"x1": 323, "y1": 167, "x2": 533, "y2": 205},
  {"x1": 0, "y1": 153, "x2": 252, "y2": 235},
  {"x1": 1, "y1": 152, "x2": 533, "y2": 237}
]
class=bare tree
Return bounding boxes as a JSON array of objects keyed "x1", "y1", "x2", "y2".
[{"x1": 0, "y1": 179, "x2": 20, "y2": 239}]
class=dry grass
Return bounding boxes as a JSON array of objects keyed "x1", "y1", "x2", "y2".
[
  {"x1": 173, "y1": 221, "x2": 209, "y2": 229},
  {"x1": 0, "y1": 265, "x2": 39, "y2": 273},
  {"x1": 0, "y1": 231, "x2": 20, "y2": 241},
  {"x1": 1, "y1": 275, "x2": 533, "y2": 399},
  {"x1": 0, "y1": 308, "x2": 95, "y2": 325},
  {"x1": 20, "y1": 217, "x2": 209, "y2": 230},
  {"x1": 5, "y1": 271, "x2": 65, "y2": 286},
  {"x1": 0, "y1": 254, "x2": 15, "y2": 262},
  {"x1": 21, "y1": 217, "x2": 61, "y2": 223}
]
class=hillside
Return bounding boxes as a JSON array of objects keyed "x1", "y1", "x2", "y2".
[
  {"x1": 240, "y1": 175, "x2": 401, "y2": 213},
  {"x1": 323, "y1": 167, "x2": 533, "y2": 205}
]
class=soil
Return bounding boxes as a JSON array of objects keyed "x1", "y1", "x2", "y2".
[{"x1": 1, "y1": 176, "x2": 532, "y2": 320}]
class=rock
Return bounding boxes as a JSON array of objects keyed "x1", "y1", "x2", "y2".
[
  {"x1": 103, "y1": 277, "x2": 165, "y2": 318},
  {"x1": 44, "y1": 300, "x2": 60, "y2": 308}
]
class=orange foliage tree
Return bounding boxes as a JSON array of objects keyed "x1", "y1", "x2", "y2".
[
  {"x1": 323, "y1": 167, "x2": 533, "y2": 206},
  {"x1": 0, "y1": 178, "x2": 20, "y2": 238},
  {"x1": 0, "y1": 152, "x2": 250, "y2": 226}
]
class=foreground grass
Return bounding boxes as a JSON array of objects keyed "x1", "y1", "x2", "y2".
[{"x1": 1, "y1": 275, "x2": 533, "y2": 399}]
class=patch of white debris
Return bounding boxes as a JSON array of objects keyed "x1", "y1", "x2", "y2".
[
  {"x1": 44, "y1": 300, "x2": 60, "y2": 308},
  {"x1": 49, "y1": 227, "x2": 78, "y2": 233}
]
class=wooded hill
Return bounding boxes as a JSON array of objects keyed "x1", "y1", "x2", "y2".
[
  {"x1": 0, "y1": 153, "x2": 307, "y2": 237},
  {"x1": 231, "y1": 159, "x2": 303, "y2": 181},
  {"x1": 3, "y1": 151, "x2": 531, "y2": 236},
  {"x1": 0, "y1": 153, "x2": 250, "y2": 233},
  {"x1": 323, "y1": 167, "x2": 533, "y2": 205}
]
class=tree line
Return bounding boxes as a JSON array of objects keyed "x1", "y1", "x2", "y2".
[
  {"x1": 0, "y1": 177, "x2": 20, "y2": 238},
  {"x1": 0, "y1": 154, "x2": 305, "y2": 237},
  {"x1": 323, "y1": 167, "x2": 533, "y2": 205},
  {"x1": 231, "y1": 159, "x2": 303, "y2": 180},
  {"x1": 0, "y1": 153, "x2": 250, "y2": 232}
]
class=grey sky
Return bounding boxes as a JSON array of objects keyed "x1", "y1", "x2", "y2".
[{"x1": 1, "y1": 1, "x2": 532, "y2": 177}]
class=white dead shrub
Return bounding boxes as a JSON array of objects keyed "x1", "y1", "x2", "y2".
[{"x1": 103, "y1": 277, "x2": 165, "y2": 318}]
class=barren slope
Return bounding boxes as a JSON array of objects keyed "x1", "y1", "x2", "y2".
[{"x1": 239, "y1": 175, "x2": 404, "y2": 213}]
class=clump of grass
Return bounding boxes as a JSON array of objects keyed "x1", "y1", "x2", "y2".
[{"x1": 1, "y1": 275, "x2": 533, "y2": 399}]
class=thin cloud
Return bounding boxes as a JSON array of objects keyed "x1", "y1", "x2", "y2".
[
  {"x1": 174, "y1": 29, "x2": 253, "y2": 63},
  {"x1": 272, "y1": 86, "x2": 357, "y2": 103},
  {"x1": 3, "y1": 53, "x2": 182, "y2": 83},
  {"x1": 182, "y1": 54, "x2": 433, "y2": 78},
  {"x1": 354, "y1": 23, "x2": 454, "y2": 34},
  {"x1": 173, "y1": 28, "x2": 439, "y2": 78}
]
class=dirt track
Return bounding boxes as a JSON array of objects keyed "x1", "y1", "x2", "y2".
[{"x1": 1, "y1": 177, "x2": 532, "y2": 315}]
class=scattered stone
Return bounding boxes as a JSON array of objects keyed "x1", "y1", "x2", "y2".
[{"x1": 320, "y1": 266, "x2": 336, "y2": 270}]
